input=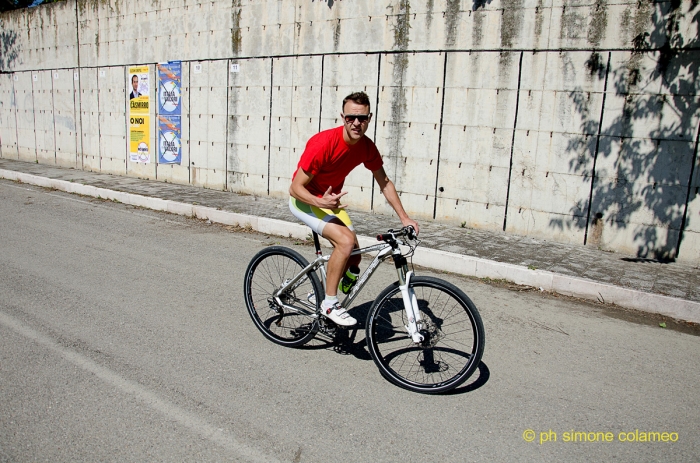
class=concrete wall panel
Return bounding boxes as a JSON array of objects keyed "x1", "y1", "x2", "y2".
[
  {"x1": 227, "y1": 59, "x2": 272, "y2": 194},
  {"x1": 33, "y1": 71, "x2": 56, "y2": 165},
  {"x1": 14, "y1": 72, "x2": 37, "y2": 162},
  {"x1": 52, "y1": 69, "x2": 79, "y2": 168},
  {"x1": 269, "y1": 56, "x2": 323, "y2": 198},
  {"x1": 448, "y1": 51, "x2": 520, "y2": 91},
  {"x1": 507, "y1": 135, "x2": 592, "y2": 241},
  {"x1": 437, "y1": 52, "x2": 519, "y2": 228},
  {"x1": 188, "y1": 61, "x2": 227, "y2": 190},
  {"x1": 0, "y1": 2, "x2": 77, "y2": 72},
  {"x1": 78, "y1": 68, "x2": 100, "y2": 171},
  {"x1": 239, "y1": 3, "x2": 296, "y2": 58},
  {"x1": 189, "y1": 61, "x2": 229, "y2": 117},
  {"x1": 590, "y1": 136, "x2": 691, "y2": 258},
  {"x1": 548, "y1": 1, "x2": 653, "y2": 51},
  {"x1": 0, "y1": 75, "x2": 19, "y2": 159},
  {"x1": 590, "y1": 48, "x2": 699, "y2": 258},
  {"x1": 320, "y1": 53, "x2": 379, "y2": 129},
  {"x1": 293, "y1": 0, "x2": 376, "y2": 55},
  {"x1": 97, "y1": 67, "x2": 127, "y2": 176},
  {"x1": 406, "y1": 3, "x2": 548, "y2": 52},
  {"x1": 72, "y1": 70, "x2": 83, "y2": 166},
  {"x1": 434, "y1": 157, "x2": 510, "y2": 229},
  {"x1": 0, "y1": 10, "x2": 28, "y2": 72},
  {"x1": 505, "y1": 50, "x2": 608, "y2": 243},
  {"x1": 374, "y1": 53, "x2": 444, "y2": 219}
]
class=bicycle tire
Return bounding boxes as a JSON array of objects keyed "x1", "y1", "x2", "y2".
[
  {"x1": 244, "y1": 246, "x2": 322, "y2": 347},
  {"x1": 366, "y1": 276, "x2": 485, "y2": 394}
]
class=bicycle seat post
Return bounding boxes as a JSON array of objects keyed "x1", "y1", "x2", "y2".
[{"x1": 312, "y1": 231, "x2": 322, "y2": 256}]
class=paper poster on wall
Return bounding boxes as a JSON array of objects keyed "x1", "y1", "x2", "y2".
[
  {"x1": 156, "y1": 62, "x2": 182, "y2": 165},
  {"x1": 158, "y1": 115, "x2": 182, "y2": 164},
  {"x1": 130, "y1": 115, "x2": 151, "y2": 163},
  {"x1": 128, "y1": 65, "x2": 151, "y2": 163},
  {"x1": 157, "y1": 61, "x2": 181, "y2": 116}
]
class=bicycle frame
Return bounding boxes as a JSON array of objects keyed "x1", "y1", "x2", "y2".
[{"x1": 272, "y1": 234, "x2": 425, "y2": 343}]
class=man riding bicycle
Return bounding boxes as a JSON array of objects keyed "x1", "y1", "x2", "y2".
[{"x1": 289, "y1": 91, "x2": 420, "y2": 327}]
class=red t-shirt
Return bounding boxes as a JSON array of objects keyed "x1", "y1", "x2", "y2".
[{"x1": 294, "y1": 126, "x2": 383, "y2": 197}]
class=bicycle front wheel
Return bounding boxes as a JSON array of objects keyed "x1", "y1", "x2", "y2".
[
  {"x1": 366, "y1": 276, "x2": 485, "y2": 394},
  {"x1": 244, "y1": 246, "x2": 322, "y2": 347}
]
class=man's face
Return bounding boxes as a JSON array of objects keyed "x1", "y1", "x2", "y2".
[
  {"x1": 132, "y1": 76, "x2": 138, "y2": 92},
  {"x1": 341, "y1": 101, "x2": 371, "y2": 143}
]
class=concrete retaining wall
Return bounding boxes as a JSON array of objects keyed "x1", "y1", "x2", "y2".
[{"x1": 1, "y1": 0, "x2": 699, "y2": 264}]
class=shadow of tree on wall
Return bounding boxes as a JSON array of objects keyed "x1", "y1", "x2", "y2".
[
  {"x1": 472, "y1": 0, "x2": 493, "y2": 11},
  {"x1": 556, "y1": 2, "x2": 699, "y2": 261},
  {"x1": 0, "y1": 28, "x2": 19, "y2": 71}
]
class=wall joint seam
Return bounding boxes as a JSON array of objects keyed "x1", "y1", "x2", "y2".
[
  {"x1": 12, "y1": 73, "x2": 20, "y2": 160},
  {"x1": 432, "y1": 52, "x2": 449, "y2": 220},
  {"x1": 188, "y1": 62, "x2": 192, "y2": 185},
  {"x1": 583, "y1": 51, "x2": 612, "y2": 246},
  {"x1": 225, "y1": 59, "x2": 231, "y2": 192},
  {"x1": 371, "y1": 54, "x2": 382, "y2": 212},
  {"x1": 267, "y1": 58, "x2": 273, "y2": 196},
  {"x1": 51, "y1": 68, "x2": 58, "y2": 165},
  {"x1": 318, "y1": 54, "x2": 324, "y2": 134},
  {"x1": 75, "y1": 0, "x2": 84, "y2": 170},
  {"x1": 31, "y1": 70, "x2": 38, "y2": 162},
  {"x1": 502, "y1": 51, "x2": 524, "y2": 232}
]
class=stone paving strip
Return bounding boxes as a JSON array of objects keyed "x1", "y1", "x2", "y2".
[{"x1": 1, "y1": 159, "x2": 698, "y2": 324}]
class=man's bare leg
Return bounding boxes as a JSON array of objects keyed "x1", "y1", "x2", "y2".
[
  {"x1": 321, "y1": 221, "x2": 358, "y2": 296},
  {"x1": 318, "y1": 220, "x2": 359, "y2": 325}
]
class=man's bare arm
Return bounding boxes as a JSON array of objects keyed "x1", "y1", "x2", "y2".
[{"x1": 290, "y1": 167, "x2": 347, "y2": 209}]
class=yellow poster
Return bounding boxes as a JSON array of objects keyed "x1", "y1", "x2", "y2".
[
  {"x1": 128, "y1": 66, "x2": 151, "y2": 163},
  {"x1": 130, "y1": 115, "x2": 150, "y2": 163}
]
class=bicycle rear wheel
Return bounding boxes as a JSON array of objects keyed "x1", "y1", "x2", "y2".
[
  {"x1": 244, "y1": 246, "x2": 322, "y2": 347},
  {"x1": 366, "y1": 276, "x2": 485, "y2": 394}
]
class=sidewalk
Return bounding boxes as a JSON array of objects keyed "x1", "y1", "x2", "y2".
[{"x1": 1, "y1": 158, "x2": 698, "y2": 324}]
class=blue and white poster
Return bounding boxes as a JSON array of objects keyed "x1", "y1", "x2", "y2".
[
  {"x1": 157, "y1": 61, "x2": 181, "y2": 115},
  {"x1": 158, "y1": 115, "x2": 182, "y2": 165},
  {"x1": 157, "y1": 61, "x2": 182, "y2": 164}
]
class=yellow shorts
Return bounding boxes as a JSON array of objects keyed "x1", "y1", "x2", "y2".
[{"x1": 289, "y1": 197, "x2": 354, "y2": 235}]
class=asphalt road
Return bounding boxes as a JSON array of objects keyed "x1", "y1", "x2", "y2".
[{"x1": 1, "y1": 179, "x2": 698, "y2": 462}]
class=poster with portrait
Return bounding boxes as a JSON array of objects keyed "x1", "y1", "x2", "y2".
[
  {"x1": 157, "y1": 61, "x2": 182, "y2": 164},
  {"x1": 128, "y1": 65, "x2": 151, "y2": 163}
]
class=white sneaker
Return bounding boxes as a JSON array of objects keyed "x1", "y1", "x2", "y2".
[{"x1": 320, "y1": 303, "x2": 357, "y2": 326}]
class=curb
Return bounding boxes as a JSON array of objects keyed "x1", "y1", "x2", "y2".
[{"x1": 3, "y1": 168, "x2": 699, "y2": 325}]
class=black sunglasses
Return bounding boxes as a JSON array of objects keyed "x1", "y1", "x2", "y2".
[{"x1": 343, "y1": 114, "x2": 371, "y2": 123}]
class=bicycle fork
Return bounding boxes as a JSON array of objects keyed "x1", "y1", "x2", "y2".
[{"x1": 394, "y1": 252, "x2": 424, "y2": 344}]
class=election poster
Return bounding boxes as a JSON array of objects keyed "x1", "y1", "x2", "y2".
[
  {"x1": 158, "y1": 115, "x2": 182, "y2": 164},
  {"x1": 128, "y1": 65, "x2": 151, "y2": 163},
  {"x1": 157, "y1": 61, "x2": 182, "y2": 164}
]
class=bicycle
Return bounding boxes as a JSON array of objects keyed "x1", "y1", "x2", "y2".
[{"x1": 243, "y1": 226, "x2": 485, "y2": 394}]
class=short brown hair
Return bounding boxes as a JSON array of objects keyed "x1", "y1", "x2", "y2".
[{"x1": 342, "y1": 91, "x2": 371, "y2": 112}]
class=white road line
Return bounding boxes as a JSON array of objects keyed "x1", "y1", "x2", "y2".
[{"x1": 0, "y1": 310, "x2": 281, "y2": 463}]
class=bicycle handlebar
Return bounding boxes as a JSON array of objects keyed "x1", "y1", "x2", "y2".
[{"x1": 376, "y1": 225, "x2": 418, "y2": 243}]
